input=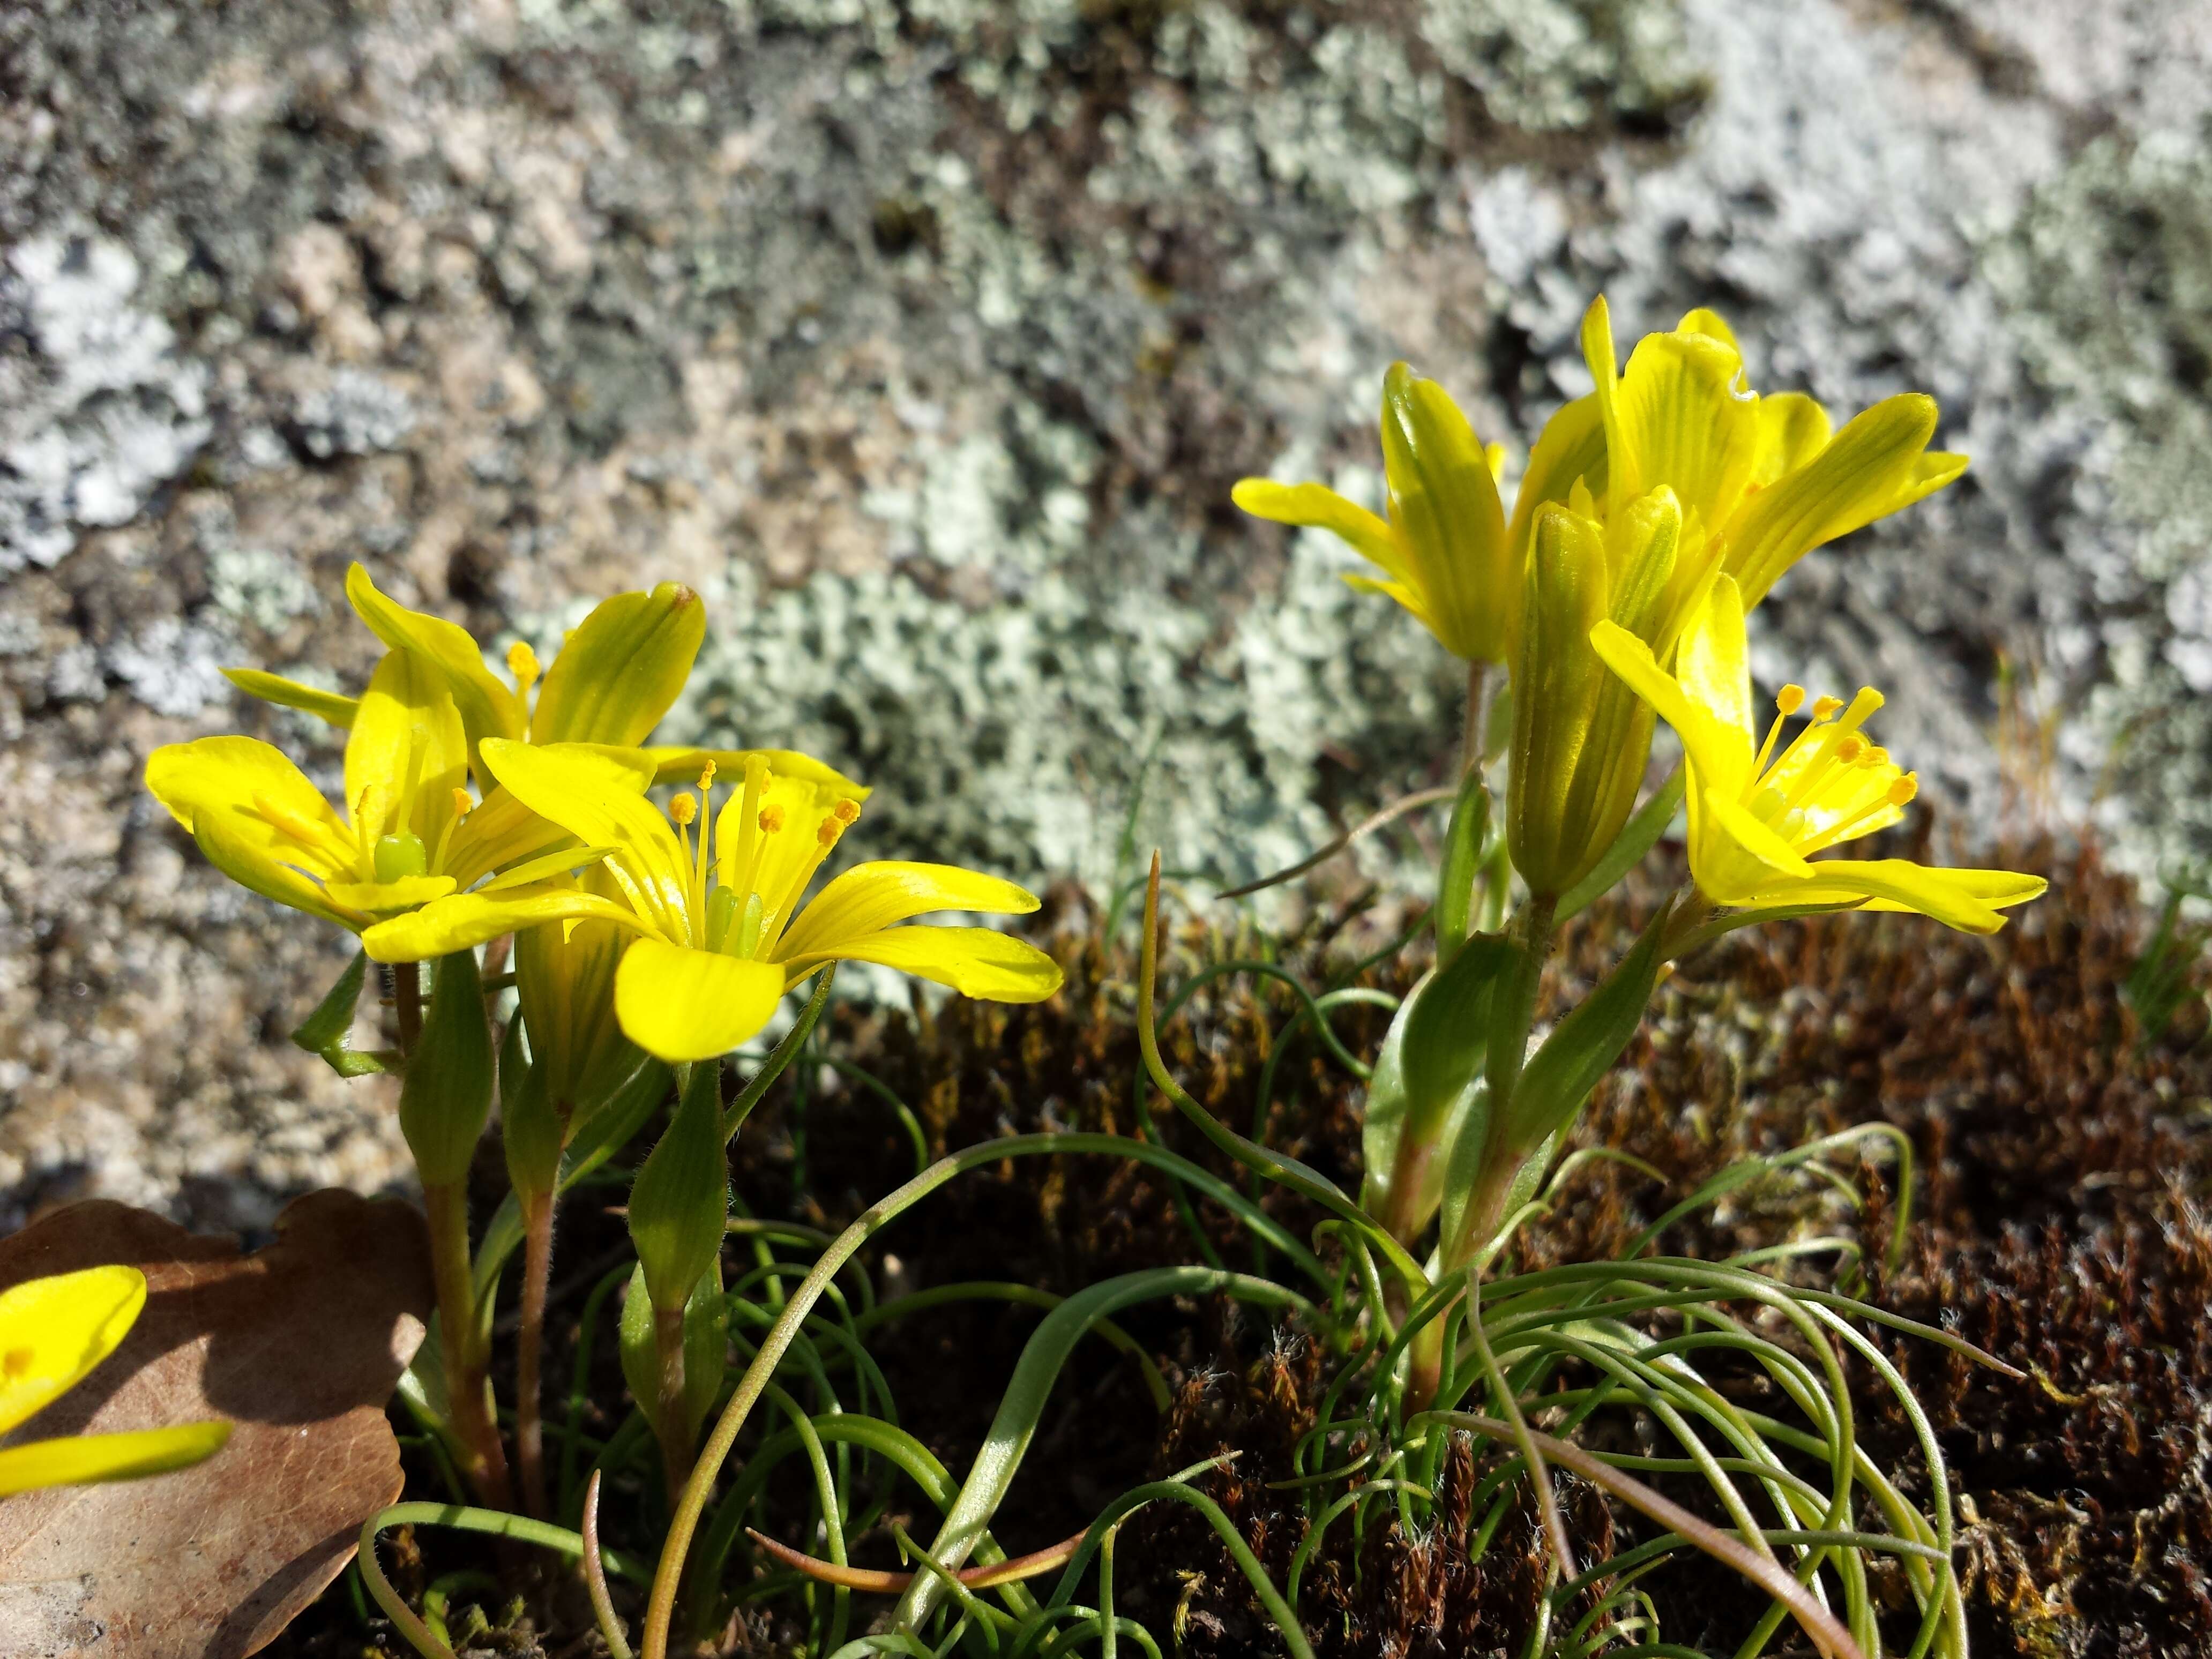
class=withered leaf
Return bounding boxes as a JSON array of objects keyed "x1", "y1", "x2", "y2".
[{"x1": 0, "y1": 1189, "x2": 432, "y2": 1658}]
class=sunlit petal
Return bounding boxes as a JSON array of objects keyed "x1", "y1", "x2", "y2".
[
  {"x1": 614, "y1": 937, "x2": 786, "y2": 1063},
  {"x1": 0, "y1": 1266, "x2": 145, "y2": 1437},
  {"x1": 783, "y1": 925, "x2": 1064, "y2": 1003}
]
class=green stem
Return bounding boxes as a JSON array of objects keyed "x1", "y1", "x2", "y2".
[
  {"x1": 1462, "y1": 658, "x2": 1492, "y2": 776},
  {"x1": 423, "y1": 1179, "x2": 511, "y2": 1511},
  {"x1": 652, "y1": 1304, "x2": 692, "y2": 1508},
  {"x1": 514, "y1": 1185, "x2": 555, "y2": 1518}
]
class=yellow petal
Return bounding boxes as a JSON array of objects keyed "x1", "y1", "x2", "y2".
[
  {"x1": 362, "y1": 882, "x2": 647, "y2": 962},
  {"x1": 776, "y1": 862, "x2": 1040, "y2": 966},
  {"x1": 481, "y1": 739, "x2": 692, "y2": 939},
  {"x1": 1674, "y1": 307, "x2": 1742, "y2": 354},
  {"x1": 786, "y1": 925, "x2": 1064, "y2": 1003},
  {"x1": 0, "y1": 1421, "x2": 231, "y2": 1498},
  {"x1": 1673, "y1": 576, "x2": 1754, "y2": 752},
  {"x1": 0, "y1": 1266, "x2": 145, "y2": 1438},
  {"x1": 1722, "y1": 394, "x2": 1948, "y2": 606},
  {"x1": 1341, "y1": 572, "x2": 1444, "y2": 641},
  {"x1": 1611, "y1": 327, "x2": 1761, "y2": 534},
  {"x1": 478, "y1": 843, "x2": 619, "y2": 893},
  {"x1": 1758, "y1": 859, "x2": 2011, "y2": 933},
  {"x1": 345, "y1": 563, "x2": 524, "y2": 775},
  {"x1": 614, "y1": 937, "x2": 786, "y2": 1063},
  {"x1": 1750, "y1": 393, "x2": 1833, "y2": 489},
  {"x1": 529, "y1": 583, "x2": 706, "y2": 746},
  {"x1": 1703, "y1": 791, "x2": 1819, "y2": 891},
  {"x1": 222, "y1": 668, "x2": 360, "y2": 729},
  {"x1": 322, "y1": 875, "x2": 459, "y2": 913},
  {"x1": 144, "y1": 737, "x2": 362, "y2": 929},
  {"x1": 1587, "y1": 618, "x2": 1750, "y2": 796},
  {"x1": 345, "y1": 650, "x2": 469, "y2": 851},
  {"x1": 443, "y1": 750, "x2": 656, "y2": 890},
  {"x1": 644, "y1": 746, "x2": 871, "y2": 801},
  {"x1": 1230, "y1": 479, "x2": 1406, "y2": 582},
  {"x1": 1378, "y1": 363, "x2": 1512, "y2": 662}
]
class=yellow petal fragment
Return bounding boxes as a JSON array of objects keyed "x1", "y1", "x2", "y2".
[
  {"x1": 1672, "y1": 576, "x2": 1754, "y2": 758},
  {"x1": 529, "y1": 583, "x2": 706, "y2": 746},
  {"x1": 784, "y1": 925, "x2": 1064, "y2": 1003},
  {"x1": 221, "y1": 668, "x2": 360, "y2": 730},
  {"x1": 614, "y1": 937, "x2": 786, "y2": 1063},
  {"x1": 1750, "y1": 393, "x2": 1834, "y2": 489},
  {"x1": 1230, "y1": 479, "x2": 1406, "y2": 582},
  {"x1": 775, "y1": 862, "x2": 1041, "y2": 966},
  {"x1": 345, "y1": 563, "x2": 524, "y2": 774},
  {"x1": 1504, "y1": 391, "x2": 1607, "y2": 567},
  {"x1": 361, "y1": 883, "x2": 648, "y2": 962},
  {"x1": 0, "y1": 1266, "x2": 146, "y2": 1437},
  {"x1": 0, "y1": 1421, "x2": 232, "y2": 1499},
  {"x1": 1702, "y1": 791, "x2": 1820, "y2": 893}
]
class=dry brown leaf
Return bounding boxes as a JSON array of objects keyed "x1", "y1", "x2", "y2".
[{"x1": 0, "y1": 1189, "x2": 433, "y2": 1658}]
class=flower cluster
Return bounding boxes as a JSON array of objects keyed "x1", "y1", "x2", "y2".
[
  {"x1": 1237, "y1": 296, "x2": 2036, "y2": 928},
  {"x1": 148, "y1": 569, "x2": 1064, "y2": 1067}
]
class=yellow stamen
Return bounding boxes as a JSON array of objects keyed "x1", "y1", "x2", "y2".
[
  {"x1": 698, "y1": 760, "x2": 718, "y2": 793},
  {"x1": 1810, "y1": 694, "x2": 1843, "y2": 721},
  {"x1": 833, "y1": 798, "x2": 861, "y2": 825},
  {"x1": 759, "y1": 805, "x2": 786, "y2": 834},
  {"x1": 1776, "y1": 684, "x2": 1806, "y2": 716},
  {"x1": 817, "y1": 814, "x2": 845, "y2": 848},
  {"x1": 253, "y1": 792, "x2": 330, "y2": 846},
  {"x1": 1834, "y1": 735, "x2": 1866, "y2": 765},
  {"x1": 451, "y1": 787, "x2": 473, "y2": 818},
  {"x1": 1888, "y1": 774, "x2": 1918, "y2": 805},
  {"x1": 506, "y1": 641, "x2": 541, "y2": 698},
  {"x1": 669, "y1": 793, "x2": 698, "y2": 827}
]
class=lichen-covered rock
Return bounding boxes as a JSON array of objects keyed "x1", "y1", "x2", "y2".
[{"x1": 1, "y1": 0, "x2": 2208, "y2": 1220}]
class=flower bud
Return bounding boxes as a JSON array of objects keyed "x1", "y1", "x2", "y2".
[
  {"x1": 398, "y1": 949, "x2": 496, "y2": 1186},
  {"x1": 1509, "y1": 489, "x2": 1680, "y2": 896},
  {"x1": 514, "y1": 878, "x2": 639, "y2": 1128},
  {"x1": 1379, "y1": 363, "x2": 1514, "y2": 665},
  {"x1": 626, "y1": 1060, "x2": 728, "y2": 1317}
]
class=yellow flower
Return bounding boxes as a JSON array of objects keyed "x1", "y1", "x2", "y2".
[
  {"x1": 0, "y1": 1266, "x2": 229, "y2": 1499},
  {"x1": 1233, "y1": 363, "x2": 1515, "y2": 664},
  {"x1": 1537, "y1": 297, "x2": 1967, "y2": 629},
  {"x1": 1508, "y1": 483, "x2": 1682, "y2": 896},
  {"x1": 146, "y1": 649, "x2": 594, "y2": 932},
  {"x1": 362, "y1": 744, "x2": 1064, "y2": 1063},
  {"x1": 1590, "y1": 577, "x2": 2045, "y2": 932}
]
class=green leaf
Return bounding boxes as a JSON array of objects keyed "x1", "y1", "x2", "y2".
[
  {"x1": 223, "y1": 668, "x2": 360, "y2": 730},
  {"x1": 1434, "y1": 767, "x2": 1492, "y2": 964},
  {"x1": 529, "y1": 583, "x2": 705, "y2": 746},
  {"x1": 503, "y1": 1059, "x2": 565, "y2": 1200},
  {"x1": 1497, "y1": 899, "x2": 1672, "y2": 1160},
  {"x1": 1403, "y1": 934, "x2": 1516, "y2": 1148},
  {"x1": 398, "y1": 950, "x2": 498, "y2": 1185},
  {"x1": 290, "y1": 951, "x2": 385, "y2": 1079},
  {"x1": 627, "y1": 1060, "x2": 728, "y2": 1314},
  {"x1": 1556, "y1": 761, "x2": 1685, "y2": 922}
]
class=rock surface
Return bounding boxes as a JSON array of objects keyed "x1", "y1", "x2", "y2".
[{"x1": 2, "y1": 0, "x2": 2210, "y2": 1222}]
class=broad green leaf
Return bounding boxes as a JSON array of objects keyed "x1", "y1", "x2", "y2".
[{"x1": 398, "y1": 949, "x2": 496, "y2": 1185}]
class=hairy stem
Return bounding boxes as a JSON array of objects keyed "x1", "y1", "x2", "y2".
[
  {"x1": 652, "y1": 1304, "x2": 692, "y2": 1509},
  {"x1": 514, "y1": 1185, "x2": 556, "y2": 1518},
  {"x1": 423, "y1": 1177, "x2": 511, "y2": 1510}
]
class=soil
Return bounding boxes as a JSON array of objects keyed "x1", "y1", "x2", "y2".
[{"x1": 276, "y1": 833, "x2": 2211, "y2": 1659}]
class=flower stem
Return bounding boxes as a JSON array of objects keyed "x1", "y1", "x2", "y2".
[
  {"x1": 1462, "y1": 659, "x2": 1492, "y2": 776},
  {"x1": 394, "y1": 959, "x2": 422, "y2": 1054},
  {"x1": 652, "y1": 1305, "x2": 692, "y2": 1510},
  {"x1": 514, "y1": 1185, "x2": 556, "y2": 1518},
  {"x1": 424, "y1": 1176, "x2": 512, "y2": 1511}
]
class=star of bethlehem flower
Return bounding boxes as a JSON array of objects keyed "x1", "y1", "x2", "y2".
[
  {"x1": 1232, "y1": 296, "x2": 1966, "y2": 675},
  {"x1": 1590, "y1": 575, "x2": 2046, "y2": 933},
  {"x1": 361, "y1": 743, "x2": 1064, "y2": 1064},
  {"x1": 145, "y1": 647, "x2": 593, "y2": 932},
  {"x1": 0, "y1": 1266, "x2": 230, "y2": 1499}
]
